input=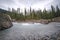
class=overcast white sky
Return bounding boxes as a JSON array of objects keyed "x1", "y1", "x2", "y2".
[{"x1": 0, "y1": 0, "x2": 60, "y2": 12}]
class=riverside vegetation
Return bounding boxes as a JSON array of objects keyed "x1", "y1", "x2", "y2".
[{"x1": 0, "y1": 5, "x2": 60, "y2": 23}]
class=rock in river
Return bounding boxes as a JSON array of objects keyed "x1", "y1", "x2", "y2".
[{"x1": 0, "y1": 14, "x2": 13, "y2": 30}]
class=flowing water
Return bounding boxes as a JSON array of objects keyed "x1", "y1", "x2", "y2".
[{"x1": 0, "y1": 22, "x2": 60, "y2": 40}]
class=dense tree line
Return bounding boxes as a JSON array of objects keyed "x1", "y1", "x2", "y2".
[{"x1": 1, "y1": 5, "x2": 60, "y2": 21}]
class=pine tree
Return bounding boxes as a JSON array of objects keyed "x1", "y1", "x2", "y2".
[
  {"x1": 51, "y1": 5, "x2": 55, "y2": 18},
  {"x1": 42, "y1": 8, "x2": 48, "y2": 19},
  {"x1": 24, "y1": 8, "x2": 27, "y2": 20},
  {"x1": 56, "y1": 5, "x2": 60, "y2": 17}
]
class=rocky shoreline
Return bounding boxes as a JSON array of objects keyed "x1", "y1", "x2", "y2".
[
  {"x1": 12, "y1": 17, "x2": 60, "y2": 24},
  {"x1": 0, "y1": 13, "x2": 60, "y2": 30},
  {"x1": 12, "y1": 19, "x2": 51, "y2": 24}
]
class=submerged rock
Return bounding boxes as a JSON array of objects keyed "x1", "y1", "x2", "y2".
[{"x1": 0, "y1": 14, "x2": 13, "y2": 30}]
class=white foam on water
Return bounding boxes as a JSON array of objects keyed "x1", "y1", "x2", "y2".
[
  {"x1": 13, "y1": 22, "x2": 44, "y2": 26},
  {"x1": 21, "y1": 23, "x2": 31, "y2": 25}
]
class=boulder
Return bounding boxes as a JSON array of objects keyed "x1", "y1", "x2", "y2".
[
  {"x1": 53, "y1": 17, "x2": 60, "y2": 22},
  {"x1": 40, "y1": 19, "x2": 49, "y2": 24},
  {"x1": 0, "y1": 14, "x2": 13, "y2": 30}
]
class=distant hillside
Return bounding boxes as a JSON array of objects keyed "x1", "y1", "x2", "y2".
[{"x1": 0, "y1": 8, "x2": 9, "y2": 13}]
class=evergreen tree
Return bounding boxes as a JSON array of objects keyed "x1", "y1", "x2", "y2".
[
  {"x1": 24, "y1": 8, "x2": 27, "y2": 20},
  {"x1": 51, "y1": 5, "x2": 55, "y2": 18},
  {"x1": 56, "y1": 5, "x2": 60, "y2": 17},
  {"x1": 42, "y1": 8, "x2": 48, "y2": 19}
]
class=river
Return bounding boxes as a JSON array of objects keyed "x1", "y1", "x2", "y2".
[{"x1": 0, "y1": 22, "x2": 60, "y2": 40}]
